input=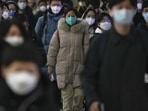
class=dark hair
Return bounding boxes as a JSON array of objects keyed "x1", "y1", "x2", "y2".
[
  {"x1": 49, "y1": 0, "x2": 64, "y2": 4},
  {"x1": 13, "y1": 14, "x2": 29, "y2": 24},
  {"x1": 1, "y1": 43, "x2": 42, "y2": 67},
  {"x1": 82, "y1": 8, "x2": 96, "y2": 19},
  {"x1": 96, "y1": 12, "x2": 112, "y2": 23},
  {"x1": 38, "y1": 0, "x2": 47, "y2": 5},
  {"x1": 87, "y1": 0, "x2": 100, "y2": 9},
  {"x1": 0, "y1": 20, "x2": 27, "y2": 42},
  {"x1": 108, "y1": 0, "x2": 137, "y2": 9},
  {"x1": 64, "y1": 8, "x2": 78, "y2": 17},
  {"x1": 142, "y1": 1, "x2": 148, "y2": 11}
]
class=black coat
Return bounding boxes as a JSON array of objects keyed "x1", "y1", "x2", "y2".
[
  {"x1": 81, "y1": 28, "x2": 148, "y2": 111},
  {"x1": 0, "y1": 74, "x2": 55, "y2": 111}
]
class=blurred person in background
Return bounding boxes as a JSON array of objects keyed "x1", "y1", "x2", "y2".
[
  {"x1": 82, "y1": 8, "x2": 97, "y2": 39},
  {"x1": 77, "y1": 0, "x2": 87, "y2": 17},
  {"x1": 35, "y1": 0, "x2": 47, "y2": 20},
  {"x1": 81, "y1": 0, "x2": 148, "y2": 111},
  {"x1": 27, "y1": 0, "x2": 38, "y2": 15},
  {"x1": 0, "y1": 20, "x2": 27, "y2": 46},
  {"x1": 17, "y1": 0, "x2": 36, "y2": 28},
  {"x1": 0, "y1": 44, "x2": 54, "y2": 111},
  {"x1": 0, "y1": 1, "x2": 3, "y2": 21},
  {"x1": 35, "y1": 0, "x2": 64, "y2": 110},
  {"x1": 95, "y1": 12, "x2": 112, "y2": 35},
  {"x1": 2, "y1": 3, "x2": 10, "y2": 20},
  {"x1": 47, "y1": 8, "x2": 89, "y2": 111},
  {"x1": 137, "y1": 0, "x2": 148, "y2": 34},
  {"x1": 6, "y1": 0, "x2": 18, "y2": 19},
  {"x1": 133, "y1": 0, "x2": 143, "y2": 27}
]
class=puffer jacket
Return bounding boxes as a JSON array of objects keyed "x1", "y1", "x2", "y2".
[{"x1": 47, "y1": 18, "x2": 89, "y2": 89}]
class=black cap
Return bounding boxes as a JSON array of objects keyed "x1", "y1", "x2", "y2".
[{"x1": 6, "y1": 0, "x2": 17, "y2": 5}]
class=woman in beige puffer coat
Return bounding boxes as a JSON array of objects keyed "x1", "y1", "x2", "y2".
[{"x1": 47, "y1": 8, "x2": 89, "y2": 111}]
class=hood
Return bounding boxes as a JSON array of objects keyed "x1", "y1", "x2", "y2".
[{"x1": 58, "y1": 18, "x2": 88, "y2": 33}]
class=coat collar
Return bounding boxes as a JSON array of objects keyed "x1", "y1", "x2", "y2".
[
  {"x1": 58, "y1": 18, "x2": 88, "y2": 33},
  {"x1": 110, "y1": 27, "x2": 136, "y2": 46}
]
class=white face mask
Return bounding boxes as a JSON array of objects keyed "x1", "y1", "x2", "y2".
[
  {"x1": 18, "y1": 2, "x2": 27, "y2": 10},
  {"x1": 39, "y1": 6, "x2": 46, "y2": 12},
  {"x1": 79, "y1": 1, "x2": 83, "y2": 6},
  {"x1": 137, "y1": 3, "x2": 143, "y2": 10},
  {"x1": 112, "y1": 9, "x2": 135, "y2": 25},
  {"x1": 2, "y1": 11, "x2": 9, "y2": 19},
  {"x1": 143, "y1": 12, "x2": 148, "y2": 23},
  {"x1": 5, "y1": 71, "x2": 39, "y2": 95},
  {"x1": 5, "y1": 36, "x2": 24, "y2": 46},
  {"x1": 100, "y1": 21, "x2": 112, "y2": 31},
  {"x1": 51, "y1": 6, "x2": 62, "y2": 14},
  {"x1": 85, "y1": 17, "x2": 95, "y2": 26}
]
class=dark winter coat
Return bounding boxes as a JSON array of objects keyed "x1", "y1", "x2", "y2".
[
  {"x1": 81, "y1": 27, "x2": 148, "y2": 111},
  {"x1": 0, "y1": 74, "x2": 55, "y2": 111}
]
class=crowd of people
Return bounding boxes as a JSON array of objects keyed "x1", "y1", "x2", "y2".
[{"x1": 0, "y1": 0, "x2": 148, "y2": 111}]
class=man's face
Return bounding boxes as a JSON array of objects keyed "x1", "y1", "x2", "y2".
[{"x1": 50, "y1": 0, "x2": 62, "y2": 7}]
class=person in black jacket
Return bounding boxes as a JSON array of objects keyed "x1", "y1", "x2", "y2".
[
  {"x1": 0, "y1": 44, "x2": 54, "y2": 111},
  {"x1": 81, "y1": 0, "x2": 148, "y2": 111}
]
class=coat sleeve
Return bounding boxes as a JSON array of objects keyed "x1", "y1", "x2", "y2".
[
  {"x1": 35, "y1": 16, "x2": 44, "y2": 40},
  {"x1": 81, "y1": 37, "x2": 100, "y2": 106},
  {"x1": 47, "y1": 30, "x2": 60, "y2": 74}
]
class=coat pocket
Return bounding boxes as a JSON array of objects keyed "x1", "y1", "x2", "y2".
[{"x1": 57, "y1": 75, "x2": 66, "y2": 89}]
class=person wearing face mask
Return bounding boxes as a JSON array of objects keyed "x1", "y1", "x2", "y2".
[
  {"x1": 137, "y1": 0, "x2": 148, "y2": 33},
  {"x1": 17, "y1": 0, "x2": 36, "y2": 29},
  {"x1": 95, "y1": 12, "x2": 112, "y2": 35},
  {"x1": 81, "y1": 0, "x2": 148, "y2": 111},
  {"x1": 0, "y1": 20, "x2": 27, "y2": 46},
  {"x1": 82, "y1": 8, "x2": 97, "y2": 39},
  {"x1": 47, "y1": 8, "x2": 89, "y2": 111},
  {"x1": 27, "y1": 0, "x2": 38, "y2": 15},
  {"x1": 35, "y1": 0, "x2": 47, "y2": 20},
  {"x1": 6, "y1": 0, "x2": 18, "y2": 19},
  {"x1": 2, "y1": 4, "x2": 10, "y2": 20},
  {"x1": 35, "y1": 0, "x2": 64, "y2": 110},
  {"x1": 0, "y1": 44, "x2": 54, "y2": 111}
]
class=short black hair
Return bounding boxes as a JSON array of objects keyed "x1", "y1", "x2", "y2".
[
  {"x1": 64, "y1": 8, "x2": 78, "y2": 17},
  {"x1": 0, "y1": 20, "x2": 27, "y2": 42},
  {"x1": 49, "y1": 0, "x2": 64, "y2": 4},
  {"x1": 1, "y1": 43, "x2": 42, "y2": 67},
  {"x1": 96, "y1": 12, "x2": 112, "y2": 23},
  {"x1": 108, "y1": 0, "x2": 137, "y2": 9},
  {"x1": 38, "y1": 0, "x2": 47, "y2": 5}
]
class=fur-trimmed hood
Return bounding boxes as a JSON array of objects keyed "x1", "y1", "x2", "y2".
[{"x1": 58, "y1": 18, "x2": 88, "y2": 33}]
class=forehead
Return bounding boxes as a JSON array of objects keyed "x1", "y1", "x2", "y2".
[
  {"x1": 18, "y1": 0, "x2": 26, "y2": 2},
  {"x1": 66, "y1": 10, "x2": 76, "y2": 15},
  {"x1": 50, "y1": 0, "x2": 62, "y2": 4},
  {"x1": 111, "y1": 0, "x2": 134, "y2": 9},
  {"x1": 7, "y1": 61, "x2": 38, "y2": 69}
]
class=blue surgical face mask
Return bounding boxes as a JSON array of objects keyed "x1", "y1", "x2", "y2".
[
  {"x1": 66, "y1": 17, "x2": 77, "y2": 26},
  {"x1": 9, "y1": 10, "x2": 16, "y2": 17},
  {"x1": 112, "y1": 9, "x2": 135, "y2": 25},
  {"x1": 143, "y1": 12, "x2": 148, "y2": 23}
]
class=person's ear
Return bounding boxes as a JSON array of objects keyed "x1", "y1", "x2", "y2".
[
  {"x1": 1, "y1": 66, "x2": 7, "y2": 79},
  {"x1": 109, "y1": 9, "x2": 113, "y2": 17}
]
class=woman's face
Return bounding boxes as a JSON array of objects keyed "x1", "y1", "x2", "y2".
[
  {"x1": 85, "y1": 10, "x2": 95, "y2": 19},
  {"x1": 66, "y1": 10, "x2": 76, "y2": 18},
  {"x1": 6, "y1": 25, "x2": 22, "y2": 38}
]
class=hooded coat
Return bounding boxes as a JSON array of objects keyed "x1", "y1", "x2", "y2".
[{"x1": 47, "y1": 18, "x2": 89, "y2": 89}]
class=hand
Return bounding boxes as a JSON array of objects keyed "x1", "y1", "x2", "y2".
[{"x1": 89, "y1": 101, "x2": 100, "y2": 111}]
